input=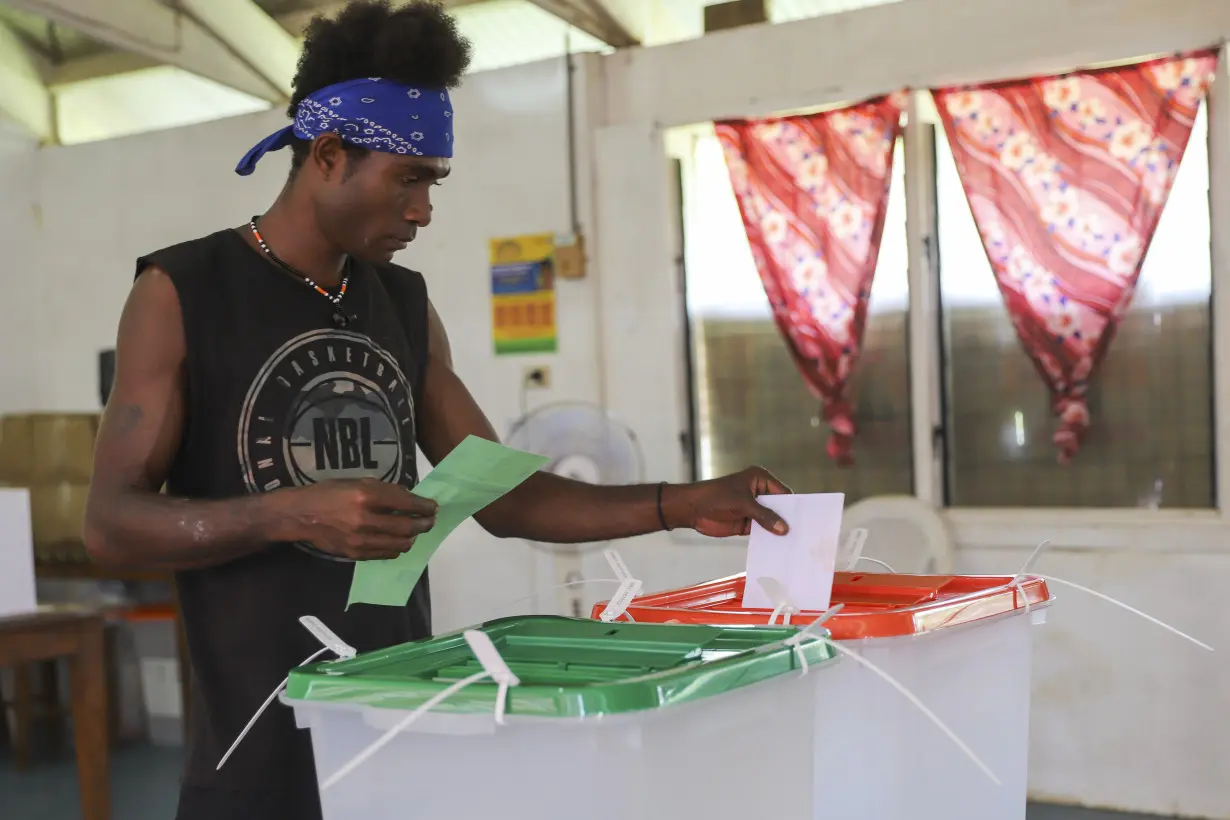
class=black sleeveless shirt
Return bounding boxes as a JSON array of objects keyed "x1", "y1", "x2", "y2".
[{"x1": 137, "y1": 228, "x2": 432, "y2": 815}]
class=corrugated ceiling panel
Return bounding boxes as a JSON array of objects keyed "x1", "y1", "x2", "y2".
[{"x1": 451, "y1": 0, "x2": 608, "y2": 74}]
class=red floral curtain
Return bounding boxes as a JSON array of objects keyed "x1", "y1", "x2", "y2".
[
  {"x1": 934, "y1": 51, "x2": 1218, "y2": 462},
  {"x1": 716, "y1": 94, "x2": 904, "y2": 464}
]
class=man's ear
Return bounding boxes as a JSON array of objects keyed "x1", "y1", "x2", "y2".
[{"x1": 309, "y1": 133, "x2": 346, "y2": 180}]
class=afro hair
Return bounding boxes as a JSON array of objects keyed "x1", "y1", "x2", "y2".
[{"x1": 286, "y1": 0, "x2": 472, "y2": 170}]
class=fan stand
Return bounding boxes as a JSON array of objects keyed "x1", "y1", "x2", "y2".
[
  {"x1": 505, "y1": 402, "x2": 646, "y2": 618},
  {"x1": 519, "y1": 541, "x2": 610, "y2": 618}
]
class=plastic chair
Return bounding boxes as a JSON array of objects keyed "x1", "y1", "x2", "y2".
[{"x1": 840, "y1": 495, "x2": 955, "y2": 575}]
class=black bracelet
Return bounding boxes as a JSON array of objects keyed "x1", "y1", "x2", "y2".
[{"x1": 656, "y1": 482, "x2": 671, "y2": 531}]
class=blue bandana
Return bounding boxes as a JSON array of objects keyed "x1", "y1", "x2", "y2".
[{"x1": 235, "y1": 77, "x2": 454, "y2": 176}]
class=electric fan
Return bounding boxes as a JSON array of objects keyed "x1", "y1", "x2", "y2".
[{"x1": 506, "y1": 401, "x2": 645, "y2": 553}]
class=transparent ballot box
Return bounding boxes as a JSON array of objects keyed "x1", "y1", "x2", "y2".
[
  {"x1": 595, "y1": 572, "x2": 1053, "y2": 820},
  {"x1": 283, "y1": 615, "x2": 840, "y2": 819}
]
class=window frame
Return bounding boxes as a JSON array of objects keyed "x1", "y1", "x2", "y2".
[
  {"x1": 675, "y1": 57, "x2": 1229, "y2": 526},
  {"x1": 676, "y1": 122, "x2": 916, "y2": 495},
  {"x1": 915, "y1": 62, "x2": 1229, "y2": 527}
]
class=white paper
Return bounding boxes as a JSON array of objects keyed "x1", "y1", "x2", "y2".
[
  {"x1": 0, "y1": 488, "x2": 37, "y2": 619},
  {"x1": 742, "y1": 493, "x2": 844, "y2": 612}
]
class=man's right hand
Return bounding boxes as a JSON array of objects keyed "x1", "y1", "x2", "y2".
[{"x1": 268, "y1": 478, "x2": 438, "y2": 561}]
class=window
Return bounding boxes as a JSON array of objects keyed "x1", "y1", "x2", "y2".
[
  {"x1": 679, "y1": 128, "x2": 912, "y2": 499},
  {"x1": 937, "y1": 107, "x2": 1214, "y2": 508}
]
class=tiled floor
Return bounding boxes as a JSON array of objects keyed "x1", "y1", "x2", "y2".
[
  {"x1": 0, "y1": 744, "x2": 183, "y2": 820},
  {"x1": 0, "y1": 744, "x2": 1171, "y2": 820}
]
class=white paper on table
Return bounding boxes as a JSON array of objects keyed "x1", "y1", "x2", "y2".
[
  {"x1": 0, "y1": 488, "x2": 37, "y2": 619},
  {"x1": 741, "y1": 493, "x2": 844, "y2": 612}
]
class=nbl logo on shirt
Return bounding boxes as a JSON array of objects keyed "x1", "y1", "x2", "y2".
[{"x1": 237, "y1": 329, "x2": 417, "y2": 558}]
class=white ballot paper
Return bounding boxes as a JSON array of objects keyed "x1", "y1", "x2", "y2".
[{"x1": 741, "y1": 493, "x2": 845, "y2": 612}]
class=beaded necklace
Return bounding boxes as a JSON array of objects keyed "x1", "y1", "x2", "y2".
[{"x1": 249, "y1": 217, "x2": 354, "y2": 328}]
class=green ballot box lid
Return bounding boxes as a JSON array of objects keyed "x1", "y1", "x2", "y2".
[{"x1": 285, "y1": 616, "x2": 836, "y2": 718}]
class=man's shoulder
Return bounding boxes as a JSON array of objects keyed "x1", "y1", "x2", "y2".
[
  {"x1": 136, "y1": 228, "x2": 239, "y2": 282},
  {"x1": 372, "y1": 260, "x2": 426, "y2": 284},
  {"x1": 141, "y1": 227, "x2": 238, "y2": 261},
  {"x1": 370, "y1": 260, "x2": 428, "y2": 301}
]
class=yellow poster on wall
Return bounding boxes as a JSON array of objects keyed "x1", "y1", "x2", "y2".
[{"x1": 490, "y1": 233, "x2": 557, "y2": 355}]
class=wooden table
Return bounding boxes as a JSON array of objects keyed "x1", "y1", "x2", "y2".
[
  {"x1": 35, "y1": 558, "x2": 192, "y2": 733},
  {"x1": 0, "y1": 607, "x2": 109, "y2": 820}
]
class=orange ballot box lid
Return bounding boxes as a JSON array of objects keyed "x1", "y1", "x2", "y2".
[{"x1": 593, "y1": 572, "x2": 1052, "y2": 640}]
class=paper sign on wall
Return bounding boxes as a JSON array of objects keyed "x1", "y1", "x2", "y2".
[
  {"x1": 741, "y1": 493, "x2": 845, "y2": 612},
  {"x1": 490, "y1": 233, "x2": 557, "y2": 355}
]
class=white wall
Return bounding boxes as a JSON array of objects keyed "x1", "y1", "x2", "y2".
[
  {"x1": 31, "y1": 108, "x2": 286, "y2": 410},
  {"x1": 0, "y1": 119, "x2": 38, "y2": 414},
  {"x1": 8, "y1": 57, "x2": 614, "y2": 635},
  {"x1": 4, "y1": 0, "x2": 1230, "y2": 816}
]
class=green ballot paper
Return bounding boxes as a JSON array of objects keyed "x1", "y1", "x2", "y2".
[{"x1": 347, "y1": 435, "x2": 549, "y2": 608}]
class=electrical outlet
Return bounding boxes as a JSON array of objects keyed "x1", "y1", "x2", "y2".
[{"x1": 522, "y1": 365, "x2": 551, "y2": 389}]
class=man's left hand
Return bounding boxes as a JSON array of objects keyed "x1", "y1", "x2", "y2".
[{"x1": 663, "y1": 467, "x2": 792, "y2": 538}]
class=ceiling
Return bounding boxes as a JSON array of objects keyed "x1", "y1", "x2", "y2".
[{"x1": 0, "y1": 0, "x2": 902, "y2": 145}]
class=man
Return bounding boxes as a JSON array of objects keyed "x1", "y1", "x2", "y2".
[{"x1": 84, "y1": 2, "x2": 790, "y2": 818}]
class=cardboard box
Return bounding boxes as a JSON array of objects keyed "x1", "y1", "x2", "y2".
[
  {"x1": 0, "y1": 415, "x2": 34, "y2": 484},
  {"x1": 0, "y1": 487, "x2": 36, "y2": 618},
  {"x1": 29, "y1": 414, "x2": 99, "y2": 483},
  {"x1": 0, "y1": 413, "x2": 99, "y2": 485},
  {"x1": 29, "y1": 482, "x2": 91, "y2": 561}
]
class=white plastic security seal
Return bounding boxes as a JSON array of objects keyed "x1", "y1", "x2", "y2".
[
  {"x1": 600, "y1": 578, "x2": 644, "y2": 623},
  {"x1": 299, "y1": 615, "x2": 357, "y2": 660},
  {"x1": 464, "y1": 629, "x2": 521, "y2": 725},
  {"x1": 836, "y1": 528, "x2": 869, "y2": 571},
  {"x1": 217, "y1": 615, "x2": 354, "y2": 771},
  {"x1": 322, "y1": 629, "x2": 523, "y2": 791},
  {"x1": 1002, "y1": 539, "x2": 1212, "y2": 649},
  {"x1": 783, "y1": 603, "x2": 844, "y2": 674},
  {"x1": 856, "y1": 556, "x2": 896, "y2": 573},
  {"x1": 1008, "y1": 540, "x2": 1051, "y2": 615},
  {"x1": 599, "y1": 548, "x2": 643, "y2": 622},
  {"x1": 604, "y1": 548, "x2": 633, "y2": 583},
  {"x1": 756, "y1": 576, "x2": 797, "y2": 625}
]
